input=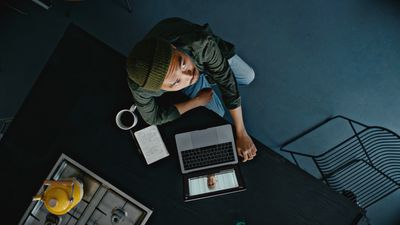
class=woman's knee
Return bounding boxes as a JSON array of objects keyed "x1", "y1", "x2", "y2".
[
  {"x1": 245, "y1": 67, "x2": 255, "y2": 85},
  {"x1": 239, "y1": 67, "x2": 255, "y2": 85},
  {"x1": 229, "y1": 54, "x2": 255, "y2": 85}
]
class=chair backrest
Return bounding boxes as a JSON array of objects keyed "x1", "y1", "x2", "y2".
[
  {"x1": 281, "y1": 116, "x2": 400, "y2": 209},
  {"x1": 314, "y1": 126, "x2": 400, "y2": 208}
]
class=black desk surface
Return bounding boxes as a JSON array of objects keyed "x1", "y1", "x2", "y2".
[{"x1": 0, "y1": 24, "x2": 362, "y2": 225}]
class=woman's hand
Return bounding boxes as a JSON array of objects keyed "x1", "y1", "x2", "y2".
[
  {"x1": 194, "y1": 88, "x2": 213, "y2": 106},
  {"x1": 236, "y1": 130, "x2": 257, "y2": 162},
  {"x1": 175, "y1": 88, "x2": 213, "y2": 114}
]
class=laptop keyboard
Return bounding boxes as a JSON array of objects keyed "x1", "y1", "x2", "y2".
[{"x1": 181, "y1": 142, "x2": 235, "y2": 170}]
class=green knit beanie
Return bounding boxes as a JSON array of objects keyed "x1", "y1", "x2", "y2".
[{"x1": 126, "y1": 37, "x2": 173, "y2": 90}]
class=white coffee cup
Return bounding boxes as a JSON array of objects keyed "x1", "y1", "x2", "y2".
[{"x1": 115, "y1": 105, "x2": 138, "y2": 130}]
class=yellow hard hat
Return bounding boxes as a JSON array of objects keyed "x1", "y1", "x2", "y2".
[
  {"x1": 44, "y1": 188, "x2": 71, "y2": 215},
  {"x1": 33, "y1": 178, "x2": 83, "y2": 216}
]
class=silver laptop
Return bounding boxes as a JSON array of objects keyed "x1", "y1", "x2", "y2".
[
  {"x1": 175, "y1": 124, "x2": 238, "y2": 174},
  {"x1": 175, "y1": 124, "x2": 246, "y2": 202}
]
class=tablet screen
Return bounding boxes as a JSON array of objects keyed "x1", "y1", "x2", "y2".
[{"x1": 188, "y1": 169, "x2": 239, "y2": 196}]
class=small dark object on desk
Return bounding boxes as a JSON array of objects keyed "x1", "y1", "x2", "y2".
[{"x1": 44, "y1": 213, "x2": 61, "y2": 225}]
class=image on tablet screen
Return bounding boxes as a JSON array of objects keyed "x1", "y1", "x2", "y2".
[{"x1": 188, "y1": 169, "x2": 239, "y2": 196}]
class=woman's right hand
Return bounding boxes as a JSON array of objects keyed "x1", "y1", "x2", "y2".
[
  {"x1": 195, "y1": 88, "x2": 213, "y2": 106},
  {"x1": 175, "y1": 88, "x2": 214, "y2": 115}
]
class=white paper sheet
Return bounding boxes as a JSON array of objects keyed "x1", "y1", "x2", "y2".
[{"x1": 134, "y1": 125, "x2": 169, "y2": 165}]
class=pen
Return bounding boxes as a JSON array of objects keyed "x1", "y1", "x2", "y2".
[{"x1": 129, "y1": 129, "x2": 143, "y2": 155}]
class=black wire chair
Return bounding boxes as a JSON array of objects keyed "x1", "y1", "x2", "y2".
[{"x1": 281, "y1": 115, "x2": 400, "y2": 209}]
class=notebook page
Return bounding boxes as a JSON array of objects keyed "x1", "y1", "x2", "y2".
[{"x1": 134, "y1": 125, "x2": 169, "y2": 165}]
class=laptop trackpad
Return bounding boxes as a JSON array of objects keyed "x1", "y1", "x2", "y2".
[{"x1": 191, "y1": 128, "x2": 218, "y2": 148}]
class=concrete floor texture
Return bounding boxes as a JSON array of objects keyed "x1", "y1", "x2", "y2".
[{"x1": 1, "y1": 0, "x2": 400, "y2": 224}]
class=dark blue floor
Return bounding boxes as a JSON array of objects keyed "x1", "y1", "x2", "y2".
[{"x1": 1, "y1": 0, "x2": 400, "y2": 224}]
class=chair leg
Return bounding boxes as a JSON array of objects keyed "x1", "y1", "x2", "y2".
[
  {"x1": 125, "y1": 0, "x2": 132, "y2": 12},
  {"x1": 0, "y1": 117, "x2": 12, "y2": 141},
  {"x1": 3, "y1": 2, "x2": 29, "y2": 15}
]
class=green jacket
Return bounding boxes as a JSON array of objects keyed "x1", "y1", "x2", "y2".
[{"x1": 128, "y1": 17, "x2": 240, "y2": 125}]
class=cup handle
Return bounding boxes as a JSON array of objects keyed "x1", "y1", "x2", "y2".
[
  {"x1": 129, "y1": 104, "x2": 138, "y2": 128},
  {"x1": 129, "y1": 104, "x2": 137, "y2": 112},
  {"x1": 132, "y1": 113, "x2": 138, "y2": 127}
]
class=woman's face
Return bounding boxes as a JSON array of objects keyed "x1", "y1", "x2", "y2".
[
  {"x1": 161, "y1": 49, "x2": 200, "y2": 91},
  {"x1": 207, "y1": 174, "x2": 217, "y2": 189}
]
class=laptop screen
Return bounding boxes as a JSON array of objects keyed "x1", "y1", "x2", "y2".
[
  {"x1": 188, "y1": 169, "x2": 239, "y2": 196},
  {"x1": 183, "y1": 165, "x2": 246, "y2": 202}
]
